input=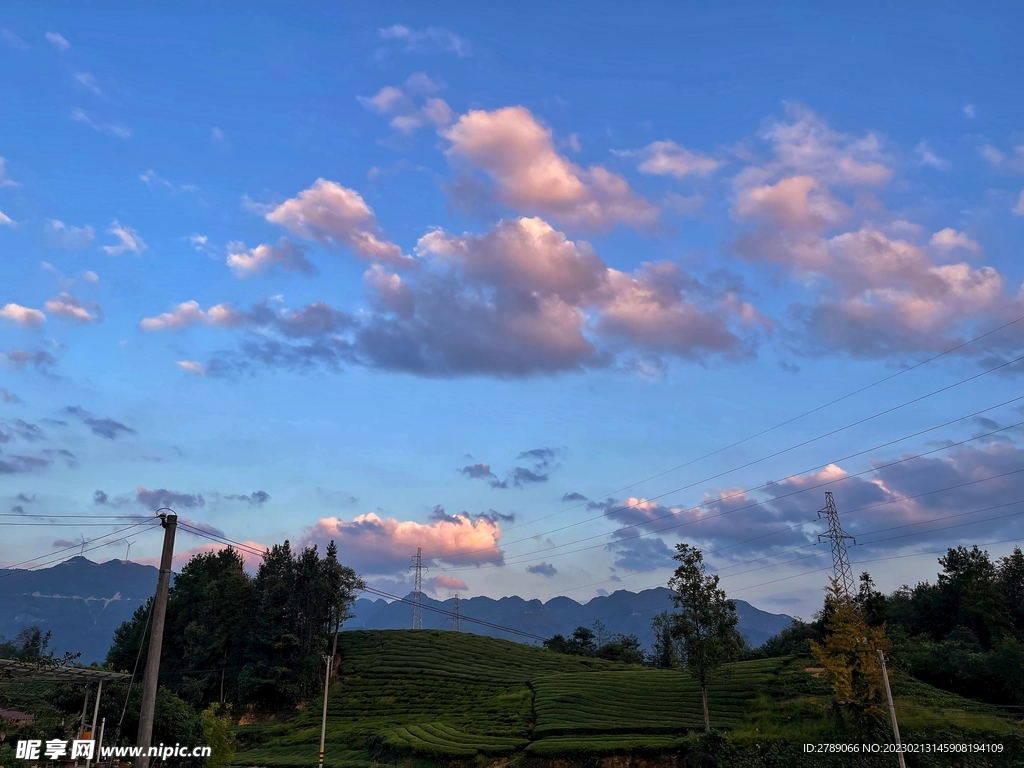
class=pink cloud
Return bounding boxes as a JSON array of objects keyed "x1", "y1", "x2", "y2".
[
  {"x1": 139, "y1": 300, "x2": 246, "y2": 331},
  {"x1": 734, "y1": 175, "x2": 848, "y2": 230},
  {"x1": 0, "y1": 303, "x2": 45, "y2": 328},
  {"x1": 635, "y1": 140, "x2": 721, "y2": 178},
  {"x1": 226, "y1": 237, "x2": 316, "y2": 277},
  {"x1": 359, "y1": 73, "x2": 453, "y2": 133},
  {"x1": 427, "y1": 574, "x2": 468, "y2": 594},
  {"x1": 929, "y1": 228, "x2": 981, "y2": 255},
  {"x1": 265, "y1": 179, "x2": 413, "y2": 269},
  {"x1": 443, "y1": 106, "x2": 658, "y2": 231},
  {"x1": 44, "y1": 292, "x2": 102, "y2": 324},
  {"x1": 306, "y1": 511, "x2": 505, "y2": 574}
]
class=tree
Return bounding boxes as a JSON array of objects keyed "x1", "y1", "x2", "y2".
[
  {"x1": 997, "y1": 547, "x2": 1024, "y2": 638},
  {"x1": 201, "y1": 704, "x2": 234, "y2": 768},
  {"x1": 649, "y1": 612, "x2": 678, "y2": 668},
  {"x1": 809, "y1": 578, "x2": 889, "y2": 725},
  {"x1": 665, "y1": 543, "x2": 742, "y2": 731}
]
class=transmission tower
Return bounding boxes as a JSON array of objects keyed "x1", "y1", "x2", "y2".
[
  {"x1": 818, "y1": 492, "x2": 856, "y2": 597},
  {"x1": 452, "y1": 593, "x2": 461, "y2": 632},
  {"x1": 409, "y1": 547, "x2": 427, "y2": 629}
]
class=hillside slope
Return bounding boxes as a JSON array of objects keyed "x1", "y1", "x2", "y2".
[{"x1": 234, "y1": 630, "x2": 1020, "y2": 767}]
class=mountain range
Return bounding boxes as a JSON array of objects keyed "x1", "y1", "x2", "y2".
[{"x1": 0, "y1": 557, "x2": 794, "y2": 662}]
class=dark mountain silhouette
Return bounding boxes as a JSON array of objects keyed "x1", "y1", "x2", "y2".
[
  {"x1": 0, "y1": 558, "x2": 794, "y2": 662},
  {"x1": 0, "y1": 557, "x2": 159, "y2": 663},
  {"x1": 351, "y1": 587, "x2": 794, "y2": 650}
]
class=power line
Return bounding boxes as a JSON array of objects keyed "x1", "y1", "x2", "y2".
[
  {"x1": 0, "y1": 521, "x2": 159, "y2": 575},
  {"x1": 441, "y1": 413, "x2": 1024, "y2": 573},
  {"x1": 173, "y1": 525, "x2": 549, "y2": 642},
  {"x1": 522, "y1": 465, "x2": 1024, "y2": 601},
  {"x1": 472, "y1": 312, "x2": 1024, "y2": 541},
  {"x1": 433, "y1": 357, "x2": 1024, "y2": 565}
]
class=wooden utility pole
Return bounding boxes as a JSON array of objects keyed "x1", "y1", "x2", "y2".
[
  {"x1": 878, "y1": 650, "x2": 906, "y2": 768},
  {"x1": 135, "y1": 511, "x2": 177, "y2": 768},
  {"x1": 85, "y1": 679, "x2": 103, "y2": 768}
]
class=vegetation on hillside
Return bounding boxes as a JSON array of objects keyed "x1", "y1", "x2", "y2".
[
  {"x1": 106, "y1": 540, "x2": 363, "y2": 710},
  {"x1": 757, "y1": 546, "x2": 1024, "y2": 708}
]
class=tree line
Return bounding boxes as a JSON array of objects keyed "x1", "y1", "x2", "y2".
[
  {"x1": 106, "y1": 540, "x2": 364, "y2": 711},
  {"x1": 541, "y1": 542, "x2": 1024, "y2": 729},
  {"x1": 756, "y1": 545, "x2": 1024, "y2": 707}
]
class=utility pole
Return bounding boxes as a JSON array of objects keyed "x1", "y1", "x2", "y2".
[
  {"x1": 818, "y1": 492, "x2": 856, "y2": 597},
  {"x1": 452, "y1": 594, "x2": 461, "y2": 631},
  {"x1": 878, "y1": 650, "x2": 906, "y2": 768},
  {"x1": 409, "y1": 548, "x2": 426, "y2": 629},
  {"x1": 318, "y1": 603, "x2": 342, "y2": 768},
  {"x1": 317, "y1": 653, "x2": 330, "y2": 768},
  {"x1": 134, "y1": 510, "x2": 177, "y2": 768},
  {"x1": 85, "y1": 679, "x2": 102, "y2": 768}
]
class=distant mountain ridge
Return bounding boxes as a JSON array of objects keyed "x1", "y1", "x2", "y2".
[
  {"x1": 349, "y1": 588, "x2": 795, "y2": 651},
  {"x1": 0, "y1": 558, "x2": 794, "y2": 663}
]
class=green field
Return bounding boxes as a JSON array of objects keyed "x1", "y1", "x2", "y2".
[{"x1": 233, "y1": 630, "x2": 1023, "y2": 767}]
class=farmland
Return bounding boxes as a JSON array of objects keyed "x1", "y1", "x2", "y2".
[{"x1": 232, "y1": 630, "x2": 1022, "y2": 767}]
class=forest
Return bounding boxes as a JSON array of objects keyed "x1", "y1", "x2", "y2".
[{"x1": 106, "y1": 540, "x2": 365, "y2": 710}]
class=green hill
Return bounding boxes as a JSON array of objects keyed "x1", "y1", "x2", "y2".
[{"x1": 233, "y1": 630, "x2": 1022, "y2": 767}]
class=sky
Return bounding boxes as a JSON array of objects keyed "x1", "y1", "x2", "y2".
[{"x1": 2, "y1": 1, "x2": 1024, "y2": 621}]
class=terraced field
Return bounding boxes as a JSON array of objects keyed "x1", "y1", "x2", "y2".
[
  {"x1": 531, "y1": 658, "x2": 784, "y2": 738},
  {"x1": 231, "y1": 630, "x2": 1020, "y2": 767}
]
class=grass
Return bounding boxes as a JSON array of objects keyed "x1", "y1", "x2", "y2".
[{"x1": 231, "y1": 630, "x2": 1023, "y2": 766}]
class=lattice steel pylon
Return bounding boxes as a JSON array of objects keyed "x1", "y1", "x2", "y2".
[
  {"x1": 409, "y1": 547, "x2": 427, "y2": 629},
  {"x1": 818, "y1": 492, "x2": 856, "y2": 597},
  {"x1": 452, "y1": 593, "x2": 461, "y2": 632}
]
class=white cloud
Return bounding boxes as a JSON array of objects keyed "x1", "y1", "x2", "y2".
[
  {"x1": 176, "y1": 360, "x2": 205, "y2": 375},
  {"x1": 1014, "y1": 191, "x2": 1024, "y2": 217},
  {"x1": 44, "y1": 292, "x2": 102, "y2": 324},
  {"x1": 358, "y1": 73, "x2": 453, "y2": 133},
  {"x1": 265, "y1": 178, "x2": 412, "y2": 268},
  {"x1": 47, "y1": 219, "x2": 95, "y2": 249},
  {"x1": 377, "y1": 24, "x2": 470, "y2": 57},
  {"x1": 139, "y1": 301, "x2": 246, "y2": 331},
  {"x1": 226, "y1": 237, "x2": 317, "y2": 277},
  {"x1": 963, "y1": 104, "x2": 976, "y2": 119},
  {"x1": 0, "y1": 210, "x2": 13, "y2": 227},
  {"x1": 1, "y1": 29, "x2": 28, "y2": 50},
  {"x1": 929, "y1": 228, "x2": 981, "y2": 254},
  {"x1": 101, "y1": 221, "x2": 146, "y2": 256},
  {"x1": 45, "y1": 31, "x2": 70, "y2": 51},
  {"x1": 980, "y1": 143, "x2": 1024, "y2": 173},
  {"x1": 71, "y1": 109, "x2": 131, "y2": 139},
  {"x1": 632, "y1": 140, "x2": 721, "y2": 178},
  {"x1": 211, "y1": 127, "x2": 225, "y2": 142},
  {"x1": 0, "y1": 157, "x2": 17, "y2": 187},
  {"x1": 75, "y1": 72, "x2": 105, "y2": 99},
  {"x1": 914, "y1": 140, "x2": 949, "y2": 169},
  {"x1": 139, "y1": 169, "x2": 198, "y2": 193},
  {"x1": 82, "y1": 270, "x2": 99, "y2": 283},
  {"x1": 0, "y1": 303, "x2": 46, "y2": 328}
]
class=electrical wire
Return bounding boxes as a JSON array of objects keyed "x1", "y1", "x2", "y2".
[
  {"x1": 441, "y1": 413, "x2": 1024, "y2": 573},
  {"x1": 433, "y1": 363, "x2": 1024, "y2": 565},
  {"x1": 467, "y1": 312, "x2": 1024, "y2": 540}
]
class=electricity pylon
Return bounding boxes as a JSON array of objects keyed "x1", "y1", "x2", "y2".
[
  {"x1": 452, "y1": 593, "x2": 461, "y2": 631},
  {"x1": 818, "y1": 492, "x2": 856, "y2": 597},
  {"x1": 409, "y1": 547, "x2": 427, "y2": 629}
]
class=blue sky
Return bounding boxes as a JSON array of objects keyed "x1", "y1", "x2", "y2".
[{"x1": 2, "y1": 1, "x2": 1024, "y2": 619}]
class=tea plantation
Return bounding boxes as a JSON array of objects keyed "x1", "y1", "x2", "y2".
[{"x1": 232, "y1": 630, "x2": 1023, "y2": 767}]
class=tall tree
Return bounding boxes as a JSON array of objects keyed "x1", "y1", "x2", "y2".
[
  {"x1": 665, "y1": 543, "x2": 742, "y2": 731},
  {"x1": 810, "y1": 578, "x2": 889, "y2": 723}
]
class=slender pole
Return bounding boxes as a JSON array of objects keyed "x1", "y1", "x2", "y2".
[
  {"x1": 135, "y1": 511, "x2": 177, "y2": 768},
  {"x1": 318, "y1": 653, "x2": 331, "y2": 768},
  {"x1": 95, "y1": 717, "x2": 105, "y2": 768},
  {"x1": 85, "y1": 679, "x2": 103, "y2": 768},
  {"x1": 78, "y1": 685, "x2": 92, "y2": 740},
  {"x1": 878, "y1": 650, "x2": 906, "y2": 768}
]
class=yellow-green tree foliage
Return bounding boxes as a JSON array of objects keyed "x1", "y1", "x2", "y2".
[
  {"x1": 200, "y1": 704, "x2": 234, "y2": 768},
  {"x1": 810, "y1": 579, "x2": 889, "y2": 712}
]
